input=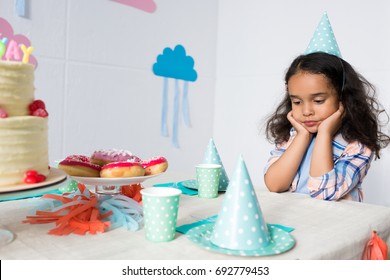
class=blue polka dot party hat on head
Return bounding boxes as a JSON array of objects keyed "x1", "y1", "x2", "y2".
[
  {"x1": 305, "y1": 12, "x2": 342, "y2": 58},
  {"x1": 202, "y1": 138, "x2": 229, "y2": 191},
  {"x1": 209, "y1": 155, "x2": 271, "y2": 250}
]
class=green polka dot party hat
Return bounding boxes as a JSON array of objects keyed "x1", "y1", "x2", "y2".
[
  {"x1": 305, "y1": 12, "x2": 342, "y2": 57},
  {"x1": 202, "y1": 138, "x2": 229, "y2": 191}
]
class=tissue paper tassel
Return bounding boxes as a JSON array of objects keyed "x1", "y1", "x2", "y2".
[
  {"x1": 23, "y1": 184, "x2": 110, "y2": 235},
  {"x1": 23, "y1": 183, "x2": 143, "y2": 235},
  {"x1": 99, "y1": 194, "x2": 143, "y2": 231},
  {"x1": 121, "y1": 184, "x2": 143, "y2": 202}
]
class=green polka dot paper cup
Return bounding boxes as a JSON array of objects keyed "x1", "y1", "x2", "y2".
[
  {"x1": 141, "y1": 187, "x2": 182, "y2": 242},
  {"x1": 195, "y1": 164, "x2": 221, "y2": 198}
]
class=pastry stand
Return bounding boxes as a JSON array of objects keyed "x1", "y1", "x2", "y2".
[
  {"x1": 70, "y1": 174, "x2": 162, "y2": 197},
  {"x1": 22, "y1": 173, "x2": 163, "y2": 236}
]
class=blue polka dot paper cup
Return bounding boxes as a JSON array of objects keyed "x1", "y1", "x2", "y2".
[
  {"x1": 141, "y1": 187, "x2": 182, "y2": 242},
  {"x1": 195, "y1": 163, "x2": 221, "y2": 198}
]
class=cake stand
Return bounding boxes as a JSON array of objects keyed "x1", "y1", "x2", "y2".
[
  {"x1": 0, "y1": 168, "x2": 67, "y2": 194},
  {"x1": 70, "y1": 173, "x2": 162, "y2": 196}
]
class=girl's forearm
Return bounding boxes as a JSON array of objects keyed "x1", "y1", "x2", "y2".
[
  {"x1": 310, "y1": 133, "x2": 334, "y2": 176},
  {"x1": 265, "y1": 133, "x2": 311, "y2": 192}
]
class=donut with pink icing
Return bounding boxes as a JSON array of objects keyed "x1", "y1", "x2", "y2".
[
  {"x1": 59, "y1": 155, "x2": 101, "y2": 177},
  {"x1": 142, "y1": 156, "x2": 168, "y2": 175},
  {"x1": 91, "y1": 149, "x2": 141, "y2": 166},
  {"x1": 100, "y1": 161, "x2": 145, "y2": 178}
]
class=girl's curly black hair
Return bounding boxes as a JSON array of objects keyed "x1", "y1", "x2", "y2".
[{"x1": 265, "y1": 52, "x2": 390, "y2": 158}]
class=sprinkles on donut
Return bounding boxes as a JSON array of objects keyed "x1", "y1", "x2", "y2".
[
  {"x1": 91, "y1": 149, "x2": 141, "y2": 166},
  {"x1": 60, "y1": 150, "x2": 169, "y2": 178},
  {"x1": 58, "y1": 155, "x2": 101, "y2": 177}
]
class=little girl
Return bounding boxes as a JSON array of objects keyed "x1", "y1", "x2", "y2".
[{"x1": 264, "y1": 52, "x2": 390, "y2": 201}]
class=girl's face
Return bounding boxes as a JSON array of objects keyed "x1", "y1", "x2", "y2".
[{"x1": 287, "y1": 72, "x2": 340, "y2": 134}]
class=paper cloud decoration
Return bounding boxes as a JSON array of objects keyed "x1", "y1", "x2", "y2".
[
  {"x1": 152, "y1": 45, "x2": 198, "y2": 148},
  {"x1": 153, "y1": 45, "x2": 197, "y2": 82},
  {"x1": 305, "y1": 12, "x2": 342, "y2": 58},
  {"x1": 202, "y1": 138, "x2": 229, "y2": 191}
]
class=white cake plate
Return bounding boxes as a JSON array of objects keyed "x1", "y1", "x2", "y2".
[
  {"x1": 70, "y1": 173, "x2": 162, "y2": 195},
  {"x1": 0, "y1": 168, "x2": 67, "y2": 193}
]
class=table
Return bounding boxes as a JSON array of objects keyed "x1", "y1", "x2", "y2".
[{"x1": 0, "y1": 173, "x2": 390, "y2": 260}]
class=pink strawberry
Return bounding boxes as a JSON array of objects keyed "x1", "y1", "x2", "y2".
[
  {"x1": 32, "y1": 108, "x2": 49, "y2": 117},
  {"x1": 28, "y1": 100, "x2": 46, "y2": 114},
  {"x1": 0, "y1": 108, "x2": 8, "y2": 118}
]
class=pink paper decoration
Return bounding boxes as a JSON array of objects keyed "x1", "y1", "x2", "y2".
[
  {"x1": 111, "y1": 0, "x2": 156, "y2": 13},
  {"x1": 0, "y1": 17, "x2": 37, "y2": 67}
]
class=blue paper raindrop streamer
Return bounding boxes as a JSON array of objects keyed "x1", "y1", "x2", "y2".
[
  {"x1": 15, "y1": 0, "x2": 26, "y2": 17},
  {"x1": 161, "y1": 77, "x2": 169, "y2": 137},
  {"x1": 172, "y1": 79, "x2": 180, "y2": 148},
  {"x1": 153, "y1": 44, "x2": 198, "y2": 148},
  {"x1": 182, "y1": 81, "x2": 191, "y2": 127}
]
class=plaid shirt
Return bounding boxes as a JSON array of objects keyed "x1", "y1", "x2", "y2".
[{"x1": 264, "y1": 129, "x2": 374, "y2": 202}]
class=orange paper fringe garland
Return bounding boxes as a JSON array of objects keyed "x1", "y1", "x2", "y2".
[
  {"x1": 23, "y1": 184, "x2": 111, "y2": 235},
  {"x1": 122, "y1": 184, "x2": 143, "y2": 202}
]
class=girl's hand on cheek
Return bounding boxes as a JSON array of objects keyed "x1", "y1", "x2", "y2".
[
  {"x1": 318, "y1": 103, "x2": 345, "y2": 136},
  {"x1": 287, "y1": 111, "x2": 311, "y2": 137}
]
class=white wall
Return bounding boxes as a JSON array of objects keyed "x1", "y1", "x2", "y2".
[
  {"x1": 0, "y1": 0, "x2": 219, "y2": 175},
  {"x1": 1, "y1": 0, "x2": 389, "y2": 206},
  {"x1": 215, "y1": 0, "x2": 390, "y2": 206}
]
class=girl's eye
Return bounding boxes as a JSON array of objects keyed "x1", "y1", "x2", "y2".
[
  {"x1": 314, "y1": 99, "x2": 325, "y2": 104},
  {"x1": 291, "y1": 100, "x2": 301, "y2": 105}
]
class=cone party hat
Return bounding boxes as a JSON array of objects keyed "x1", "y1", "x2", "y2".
[
  {"x1": 209, "y1": 155, "x2": 271, "y2": 250},
  {"x1": 305, "y1": 12, "x2": 342, "y2": 57},
  {"x1": 186, "y1": 156, "x2": 296, "y2": 256},
  {"x1": 202, "y1": 138, "x2": 229, "y2": 191}
]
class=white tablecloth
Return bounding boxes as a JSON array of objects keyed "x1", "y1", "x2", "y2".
[{"x1": 1, "y1": 173, "x2": 390, "y2": 260}]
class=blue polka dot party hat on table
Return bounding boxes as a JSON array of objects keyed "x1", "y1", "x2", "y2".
[
  {"x1": 202, "y1": 138, "x2": 229, "y2": 191},
  {"x1": 305, "y1": 12, "x2": 342, "y2": 57},
  {"x1": 186, "y1": 155, "x2": 295, "y2": 256},
  {"x1": 209, "y1": 155, "x2": 271, "y2": 250}
]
